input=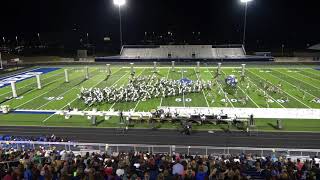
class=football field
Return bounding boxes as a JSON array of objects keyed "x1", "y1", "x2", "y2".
[{"x1": 0, "y1": 65, "x2": 319, "y2": 132}]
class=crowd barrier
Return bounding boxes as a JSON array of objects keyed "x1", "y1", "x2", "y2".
[{"x1": 1, "y1": 141, "x2": 320, "y2": 158}]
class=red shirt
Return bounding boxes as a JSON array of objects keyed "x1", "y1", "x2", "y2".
[
  {"x1": 297, "y1": 162, "x2": 304, "y2": 171},
  {"x1": 104, "y1": 167, "x2": 113, "y2": 175},
  {"x1": 3, "y1": 175, "x2": 14, "y2": 180}
]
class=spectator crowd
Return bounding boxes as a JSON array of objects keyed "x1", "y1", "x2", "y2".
[
  {"x1": 0, "y1": 135, "x2": 69, "y2": 143},
  {"x1": 1, "y1": 146, "x2": 320, "y2": 180}
]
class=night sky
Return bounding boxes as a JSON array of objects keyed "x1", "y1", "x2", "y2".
[{"x1": 1, "y1": 0, "x2": 320, "y2": 50}]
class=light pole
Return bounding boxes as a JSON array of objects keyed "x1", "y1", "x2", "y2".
[
  {"x1": 37, "y1": 33, "x2": 42, "y2": 46},
  {"x1": 86, "y1": 33, "x2": 89, "y2": 44},
  {"x1": 240, "y1": 0, "x2": 253, "y2": 47},
  {"x1": 2, "y1": 37, "x2": 5, "y2": 47},
  {"x1": 0, "y1": 52, "x2": 3, "y2": 70},
  {"x1": 113, "y1": 0, "x2": 126, "y2": 49},
  {"x1": 16, "y1": 36, "x2": 19, "y2": 46}
]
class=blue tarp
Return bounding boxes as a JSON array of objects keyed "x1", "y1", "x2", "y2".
[
  {"x1": 13, "y1": 110, "x2": 56, "y2": 115},
  {"x1": 179, "y1": 78, "x2": 192, "y2": 85},
  {"x1": 0, "y1": 110, "x2": 56, "y2": 115}
]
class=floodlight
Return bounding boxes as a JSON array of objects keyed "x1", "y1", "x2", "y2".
[
  {"x1": 0, "y1": 52, "x2": 3, "y2": 70},
  {"x1": 113, "y1": 0, "x2": 126, "y2": 50},
  {"x1": 240, "y1": 0, "x2": 253, "y2": 3},
  {"x1": 113, "y1": 0, "x2": 126, "y2": 6},
  {"x1": 240, "y1": 0, "x2": 253, "y2": 46}
]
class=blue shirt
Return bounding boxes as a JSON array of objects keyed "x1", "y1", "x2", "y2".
[
  {"x1": 24, "y1": 169, "x2": 32, "y2": 180},
  {"x1": 196, "y1": 172, "x2": 207, "y2": 180}
]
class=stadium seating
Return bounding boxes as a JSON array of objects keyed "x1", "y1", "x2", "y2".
[
  {"x1": 216, "y1": 48, "x2": 245, "y2": 58},
  {"x1": 121, "y1": 45, "x2": 246, "y2": 59},
  {"x1": 1, "y1": 141, "x2": 319, "y2": 180}
]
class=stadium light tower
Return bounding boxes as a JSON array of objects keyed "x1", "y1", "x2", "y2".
[
  {"x1": 0, "y1": 52, "x2": 3, "y2": 70},
  {"x1": 16, "y1": 36, "x2": 19, "y2": 46},
  {"x1": 113, "y1": 0, "x2": 126, "y2": 49},
  {"x1": 240, "y1": 0, "x2": 253, "y2": 47},
  {"x1": 2, "y1": 37, "x2": 6, "y2": 46},
  {"x1": 37, "y1": 33, "x2": 42, "y2": 46}
]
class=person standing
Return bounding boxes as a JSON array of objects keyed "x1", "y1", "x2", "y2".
[{"x1": 172, "y1": 158, "x2": 184, "y2": 176}]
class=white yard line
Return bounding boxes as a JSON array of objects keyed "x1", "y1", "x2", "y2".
[
  {"x1": 11, "y1": 72, "x2": 76, "y2": 109},
  {"x1": 43, "y1": 70, "x2": 116, "y2": 123},
  {"x1": 261, "y1": 70, "x2": 316, "y2": 100},
  {"x1": 159, "y1": 68, "x2": 171, "y2": 107},
  {"x1": 249, "y1": 70, "x2": 311, "y2": 109},
  {"x1": 81, "y1": 68, "x2": 124, "y2": 111},
  {"x1": 37, "y1": 76, "x2": 99, "y2": 110},
  {"x1": 133, "y1": 71, "x2": 157, "y2": 111},
  {"x1": 239, "y1": 87, "x2": 260, "y2": 108},
  {"x1": 246, "y1": 76, "x2": 285, "y2": 109},
  {"x1": 275, "y1": 69, "x2": 320, "y2": 90},
  {"x1": 294, "y1": 70, "x2": 320, "y2": 83},
  {"x1": 222, "y1": 69, "x2": 260, "y2": 108},
  {"x1": 42, "y1": 114, "x2": 56, "y2": 123},
  {"x1": 206, "y1": 67, "x2": 234, "y2": 108},
  {"x1": 72, "y1": 75, "x2": 112, "y2": 111},
  {"x1": 0, "y1": 70, "x2": 66, "y2": 97},
  {"x1": 15, "y1": 91, "x2": 57, "y2": 109},
  {"x1": 194, "y1": 68, "x2": 210, "y2": 107},
  {"x1": 36, "y1": 68, "x2": 100, "y2": 110},
  {"x1": 51, "y1": 68, "x2": 112, "y2": 111},
  {"x1": 82, "y1": 69, "x2": 127, "y2": 111},
  {"x1": 303, "y1": 69, "x2": 320, "y2": 77},
  {"x1": 108, "y1": 103, "x2": 116, "y2": 111}
]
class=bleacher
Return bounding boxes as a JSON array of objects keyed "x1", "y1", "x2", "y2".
[
  {"x1": 120, "y1": 45, "x2": 246, "y2": 59},
  {"x1": 216, "y1": 47, "x2": 245, "y2": 58},
  {"x1": 96, "y1": 44, "x2": 274, "y2": 62}
]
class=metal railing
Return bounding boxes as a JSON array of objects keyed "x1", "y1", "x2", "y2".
[{"x1": 1, "y1": 141, "x2": 320, "y2": 157}]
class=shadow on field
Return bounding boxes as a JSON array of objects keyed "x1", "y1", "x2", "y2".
[
  {"x1": 267, "y1": 123, "x2": 278, "y2": 130},
  {"x1": 95, "y1": 119, "x2": 105, "y2": 126}
]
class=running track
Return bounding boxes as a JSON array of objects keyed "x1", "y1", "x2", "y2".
[{"x1": 0, "y1": 126, "x2": 320, "y2": 149}]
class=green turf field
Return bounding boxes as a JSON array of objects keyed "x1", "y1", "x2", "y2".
[{"x1": 0, "y1": 65, "x2": 319, "y2": 132}]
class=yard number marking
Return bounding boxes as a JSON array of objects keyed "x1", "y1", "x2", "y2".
[
  {"x1": 44, "y1": 97, "x2": 64, "y2": 101},
  {"x1": 175, "y1": 98, "x2": 192, "y2": 102}
]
